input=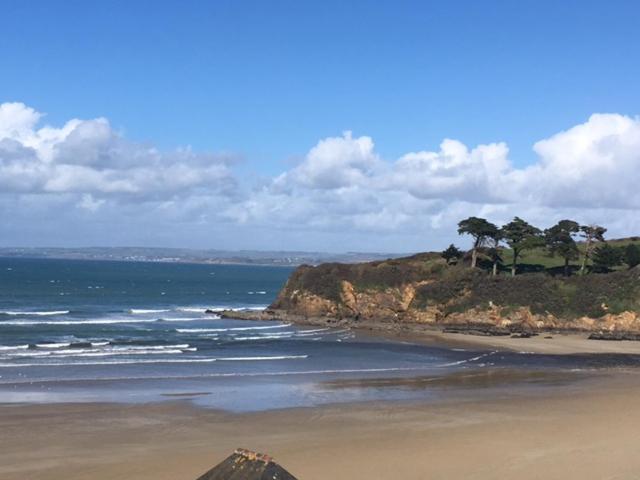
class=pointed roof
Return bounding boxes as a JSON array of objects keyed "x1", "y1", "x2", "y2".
[{"x1": 196, "y1": 448, "x2": 298, "y2": 480}]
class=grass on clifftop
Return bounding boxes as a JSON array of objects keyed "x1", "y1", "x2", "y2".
[{"x1": 500, "y1": 237, "x2": 640, "y2": 272}]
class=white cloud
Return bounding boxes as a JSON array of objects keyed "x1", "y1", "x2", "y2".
[
  {"x1": 1, "y1": 102, "x2": 640, "y2": 251},
  {"x1": 272, "y1": 131, "x2": 381, "y2": 191},
  {"x1": 0, "y1": 102, "x2": 235, "y2": 199},
  {"x1": 388, "y1": 139, "x2": 510, "y2": 202},
  {"x1": 231, "y1": 112, "x2": 640, "y2": 249},
  {"x1": 0, "y1": 102, "x2": 42, "y2": 141},
  {"x1": 520, "y1": 113, "x2": 640, "y2": 209}
]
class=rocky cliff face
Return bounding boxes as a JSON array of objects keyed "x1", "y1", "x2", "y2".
[{"x1": 268, "y1": 256, "x2": 640, "y2": 334}]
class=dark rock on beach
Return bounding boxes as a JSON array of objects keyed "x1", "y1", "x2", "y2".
[
  {"x1": 588, "y1": 331, "x2": 640, "y2": 341},
  {"x1": 442, "y1": 326, "x2": 512, "y2": 337},
  {"x1": 219, "y1": 309, "x2": 280, "y2": 321}
]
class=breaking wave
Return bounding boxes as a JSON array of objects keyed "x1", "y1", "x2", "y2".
[
  {"x1": 1, "y1": 310, "x2": 69, "y2": 316},
  {"x1": 176, "y1": 324, "x2": 290, "y2": 333}
]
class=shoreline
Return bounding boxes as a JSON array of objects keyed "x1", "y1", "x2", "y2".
[
  {"x1": 221, "y1": 309, "x2": 640, "y2": 355},
  {"x1": 378, "y1": 328, "x2": 640, "y2": 355},
  {"x1": 2, "y1": 371, "x2": 640, "y2": 480}
]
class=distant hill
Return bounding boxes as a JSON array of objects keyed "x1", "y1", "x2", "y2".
[{"x1": 0, "y1": 246, "x2": 405, "y2": 267}]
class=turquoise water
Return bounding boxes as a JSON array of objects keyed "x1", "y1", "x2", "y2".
[{"x1": 1, "y1": 257, "x2": 638, "y2": 411}]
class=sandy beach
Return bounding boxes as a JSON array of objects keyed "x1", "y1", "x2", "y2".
[
  {"x1": 376, "y1": 327, "x2": 640, "y2": 355},
  {"x1": 2, "y1": 371, "x2": 640, "y2": 480}
]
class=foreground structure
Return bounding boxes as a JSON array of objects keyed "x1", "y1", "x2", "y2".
[{"x1": 196, "y1": 449, "x2": 298, "y2": 480}]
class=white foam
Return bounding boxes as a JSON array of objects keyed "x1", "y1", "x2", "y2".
[
  {"x1": 255, "y1": 331, "x2": 294, "y2": 336},
  {"x1": 160, "y1": 316, "x2": 217, "y2": 321},
  {"x1": 176, "y1": 324, "x2": 290, "y2": 333},
  {"x1": 233, "y1": 335, "x2": 289, "y2": 341},
  {"x1": 439, "y1": 352, "x2": 496, "y2": 367},
  {"x1": 1, "y1": 310, "x2": 69, "y2": 316},
  {"x1": 0, "y1": 345, "x2": 29, "y2": 351},
  {"x1": 216, "y1": 355, "x2": 308, "y2": 361},
  {"x1": 130, "y1": 309, "x2": 170, "y2": 314},
  {"x1": 0, "y1": 356, "x2": 200, "y2": 367},
  {"x1": 0, "y1": 354, "x2": 308, "y2": 368},
  {"x1": 110, "y1": 344, "x2": 189, "y2": 350},
  {"x1": 4, "y1": 348, "x2": 186, "y2": 359},
  {"x1": 0, "y1": 317, "x2": 208, "y2": 326},
  {"x1": 6, "y1": 351, "x2": 54, "y2": 358},
  {"x1": 35, "y1": 342, "x2": 71, "y2": 349},
  {"x1": 60, "y1": 349, "x2": 185, "y2": 358},
  {"x1": 293, "y1": 329, "x2": 349, "y2": 338},
  {"x1": 298, "y1": 328, "x2": 330, "y2": 334}
]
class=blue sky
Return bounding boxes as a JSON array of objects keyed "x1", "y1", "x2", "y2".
[
  {"x1": 4, "y1": 0, "x2": 639, "y2": 171},
  {"x1": 1, "y1": 1, "x2": 640, "y2": 251}
]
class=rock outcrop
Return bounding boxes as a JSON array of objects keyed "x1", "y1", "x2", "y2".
[{"x1": 253, "y1": 255, "x2": 640, "y2": 335}]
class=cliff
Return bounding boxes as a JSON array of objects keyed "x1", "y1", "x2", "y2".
[{"x1": 263, "y1": 253, "x2": 640, "y2": 334}]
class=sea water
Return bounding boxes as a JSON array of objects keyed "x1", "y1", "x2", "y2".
[{"x1": 1, "y1": 257, "x2": 638, "y2": 411}]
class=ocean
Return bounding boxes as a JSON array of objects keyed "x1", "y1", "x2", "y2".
[{"x1": 1, "y1": 257, "x2": 638, "y2": 412}]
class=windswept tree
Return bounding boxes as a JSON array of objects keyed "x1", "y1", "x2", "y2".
[
  {"x1": 457, "y1": 217, "x2": 499, "y2": 268},
  {"x1": 441, "y1": 244, "x2": 463, "y2": 265},
  {"x1": 545, "y1": 220, "x2": 580, "y2": 276},
  {"x1": 624, "y1": 244, "x2": 640, "y2": 269},
  {"x1": 579, "y1": 224, "x2": 607, "y2": 274},
  {"x1": 501, "y1": 217, "x2": 543, "y2": 276}
]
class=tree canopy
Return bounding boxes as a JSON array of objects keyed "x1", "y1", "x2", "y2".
[
  {"x1": 501, "y1": 217, "x2": 543, "y2": 276},
  {"x1": 450, "y1": 216, "x2": 638, "y2": 277},
  {"x1": 545, "y1": 220, "x2": 580, "y2": 276},
  {"x1": 457, "y1": 217, "x2": 499, "y2": 268},
  {"x1": 441, "y1": 244, "x2": 463, "y2": 265},
  {"x1": 592, "y1": 243, "x2": 622, "y2": 272},
  {"x1": 579, "y1": 225, "x2": 607, "y2": 274},
  {"x1": 624, "y1": 244, "x2": 640, "y2": 269}
]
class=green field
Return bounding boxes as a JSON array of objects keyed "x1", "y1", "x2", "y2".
[{"x1": 491, "y1": 237, "x2": 640, "y2": 274}]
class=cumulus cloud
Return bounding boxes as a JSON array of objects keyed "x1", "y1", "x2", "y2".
[
  {"x1": 522, "y1": 113, "x2": 640, "y2": 209},
  {"x1": 0, "y1": 102, "x2": 236, "y2": 202},
  {"x1": 230, "y1": 112, "x2": 640, "y2": 248},
  {"x1": 1, "y1": 101, "x2": 640, "y2": 251},
  {"x1": 271, "y1": 131, "x2": 381, "y2": 191}
]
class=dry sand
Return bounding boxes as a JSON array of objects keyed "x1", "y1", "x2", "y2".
[
  {"x1": 386, "y1": 328, "x2": 640, "y2": 354},
  {"x1": 2, "y1": 372, "x2": 640, "y2": 480}
]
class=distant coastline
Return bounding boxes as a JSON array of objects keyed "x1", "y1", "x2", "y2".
[{"x1": 0, "y1": 247, "x2": 404, "y2": 267}]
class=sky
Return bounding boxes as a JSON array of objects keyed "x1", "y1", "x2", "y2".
[{"x1": 1, "y1": 0, "x2": 640, "y2": 253}]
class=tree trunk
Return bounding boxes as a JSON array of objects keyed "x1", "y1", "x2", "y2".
[
  {"x1": 564, "y1": 257, "x2": 570, "y2": 277},
  {"x1": 511, "y1": 250, "x2": 518, "y2": 277},
  {"x1": 492, "y1": 261, "x2": 498, "y2": 276},
  {"x1": 471, "y1": 248, "x2": 477, "y2": 268},
  {"x1": 580, "y1": 238, "x2": 591, "y2": 275}
]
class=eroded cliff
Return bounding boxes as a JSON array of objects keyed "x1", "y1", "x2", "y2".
[{"x1": 267, "y1": 254, "x2": 640, "y2": 334}]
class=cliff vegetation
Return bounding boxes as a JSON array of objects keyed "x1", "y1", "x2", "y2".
[{"x1": 268, "y1": 217, "x2": 640, "y2": 334}]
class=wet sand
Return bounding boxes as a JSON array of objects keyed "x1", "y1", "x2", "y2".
[{"x1": 2, "y1": 372, "x2": 640, "y2": 480}]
